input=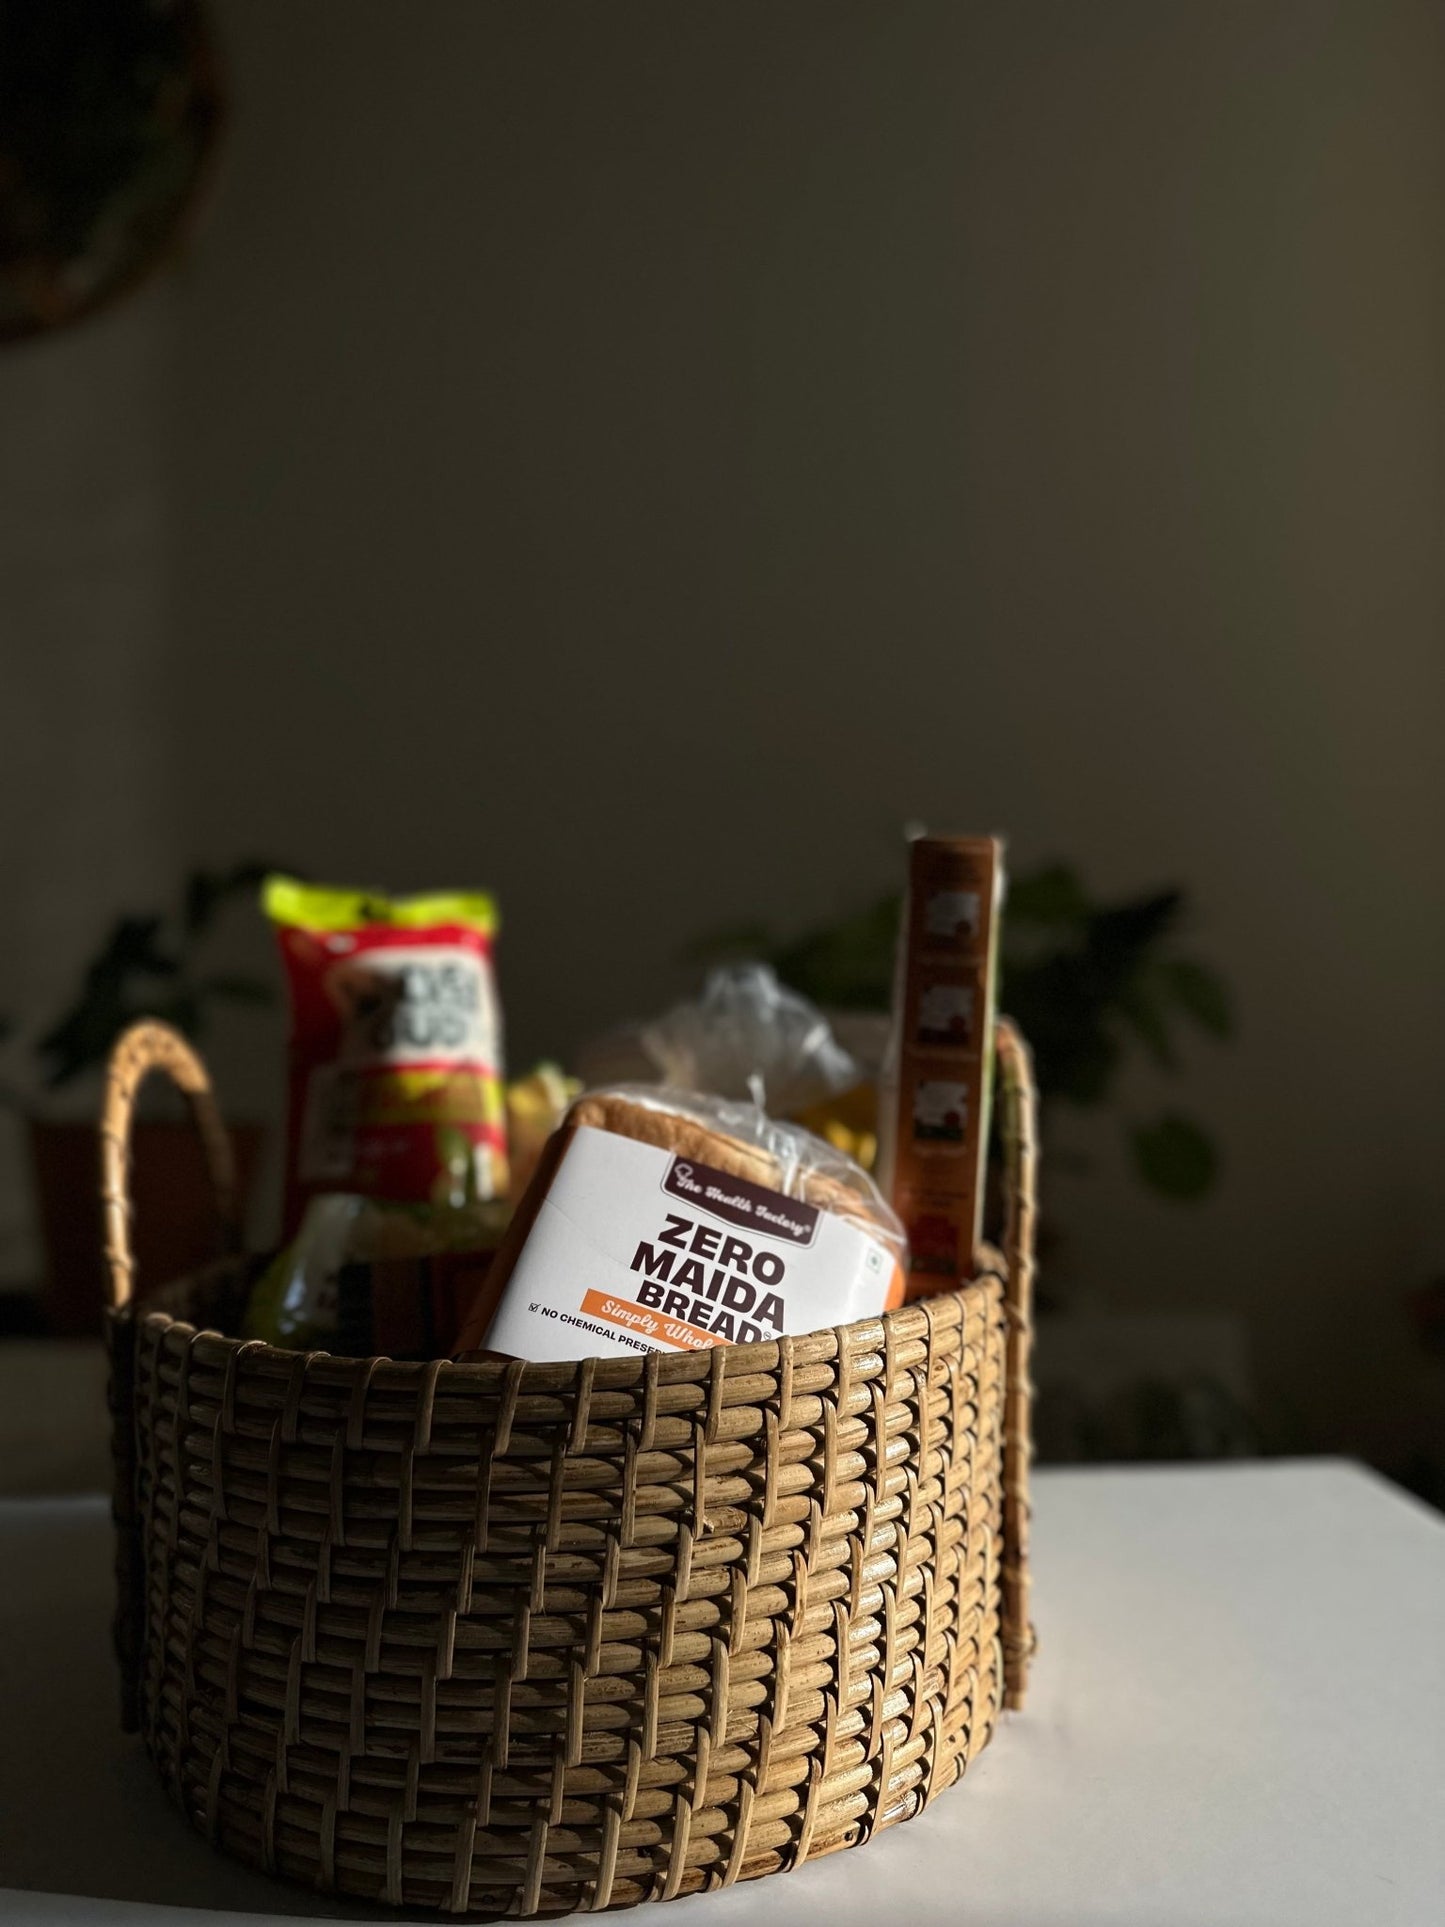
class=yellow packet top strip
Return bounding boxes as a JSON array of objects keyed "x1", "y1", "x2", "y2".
[{"x1": 263, "y1": 873, "x2": 497, "y2": 936}]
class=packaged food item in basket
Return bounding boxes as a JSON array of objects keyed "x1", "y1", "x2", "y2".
[
  {"x1": 455, "y1": 1084, "x2": 907, "y2": 1363},
  {"x1": 331, "y1": 1194, "x2": 510, "y2": 1357},
  {"x1": 265, "y1": 875, "x2": 507, "y2": 1233},
  {"x1": 243, "y1": 1191, "x2": 510, "y2": 1351},
  {"x1": 506, "y1": 1062, "x2": 581, "y2": 1198},
  {"x1": 242, "y1": 1193, "x2": 362, "y2": 1349},
  {"x1": 877, "y1": 834, "x2": 1004, "y2": 1293}
]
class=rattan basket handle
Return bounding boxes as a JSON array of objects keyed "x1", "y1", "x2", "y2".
[
  {"x1": 100, "y1": 1019, "x2": 239, "y2": 1312},
  {"x1": 994, "y1": 1016, "x2": 1037, "y2": 1710}
]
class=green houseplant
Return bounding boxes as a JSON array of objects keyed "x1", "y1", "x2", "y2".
[
  {"x1": 690, "y1": 862, "x2": 1239, "y2": 1462},
  {"x1": 693, "y1": 860, "x2": 1234, "y2": 1203},
  {"x1": 5, "y1": 862, "x2": 276, "y2": 1333}
]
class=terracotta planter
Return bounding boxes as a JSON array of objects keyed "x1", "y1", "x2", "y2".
[{"x1": 29, "y1": 1117, "x2": 264, "y2": 1336}]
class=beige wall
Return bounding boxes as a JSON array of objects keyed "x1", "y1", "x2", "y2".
[{"x1": 6, "y1": 4, "x2": 1443, "y2": 1460}]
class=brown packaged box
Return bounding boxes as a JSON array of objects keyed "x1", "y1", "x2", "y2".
[{"x1": 879, "y1": 835, "x2": 1004, "y2": 1294}]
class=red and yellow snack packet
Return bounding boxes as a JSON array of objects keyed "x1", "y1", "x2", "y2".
[{"x1": 264, "y1": 876, "x2": 507, "y2": 1233}]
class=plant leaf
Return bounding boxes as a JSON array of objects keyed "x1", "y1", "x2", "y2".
[
  {"x1": 1116, "y1": 981, "x2": 1177, "y2": 1069},
  {"x1": 183, "y1": 871, "x2": 221, "y2": 937},
  {"x1": 1006, "y1": 862, "x2": 1090, "y2": 925},
  {"x1": 183, "y1": 859, "x2": 279, "y2": 935},
  {"x1": 1159, "y1": 958, "x2": 1233, "y2": 1038},
  {"x1": 1130, "y1": 1113, "x2": 1219, "y2": 1200},
  {"x1": 690, "y1": 894, "x2": 902, "y2": 1011},
  {"x1": 1001, "y1": 950, "x2": 1121, "y2": 1105},
  {"x1": 770, "y1": 893, "x2": 900, "y2": 1010},
  {"x1": 1087, "y1": 888, "x2": 1183, "y2": 968}
]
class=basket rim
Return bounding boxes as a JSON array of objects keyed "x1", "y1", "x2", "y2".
[{"x1": 112, "y1": 1245, "x2": 1010, "y2": 1392}]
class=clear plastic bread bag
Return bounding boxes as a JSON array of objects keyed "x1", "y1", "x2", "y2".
[{"x1": 640, "y1": 963, "x2": 861, "y2": 1113}]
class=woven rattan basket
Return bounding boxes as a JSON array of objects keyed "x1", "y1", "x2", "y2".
[{"x1": 103, "y1": 1017, "x2": 1037, "y2": 1917}]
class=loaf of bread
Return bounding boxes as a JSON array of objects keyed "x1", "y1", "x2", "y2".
[{"x1": 454, "y1": 1084, "x2": 907, "y2": 1359}]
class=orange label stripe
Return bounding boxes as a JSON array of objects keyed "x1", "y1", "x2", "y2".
[{"x1": 578, "y1": 1287, "x2": 726, "y2": 1352}]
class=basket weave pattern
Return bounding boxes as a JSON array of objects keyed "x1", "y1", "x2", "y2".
[{"x1": 104, "y1": 1021, "x2": 1036, "y2": 1916}]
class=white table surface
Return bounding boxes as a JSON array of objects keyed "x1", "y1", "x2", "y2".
[{"x1": 1, "y1": 1461, "x2": 1441, "y2": 1925}]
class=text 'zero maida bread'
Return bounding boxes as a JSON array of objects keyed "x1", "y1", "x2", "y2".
[{"x1": 454, "y1": 1086, "x2": 908, "y2": 1362}]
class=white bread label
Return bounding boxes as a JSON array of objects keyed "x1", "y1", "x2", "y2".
[{"x1": 487, "y1": 1124, "x2": 899, "y2": 1363}]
